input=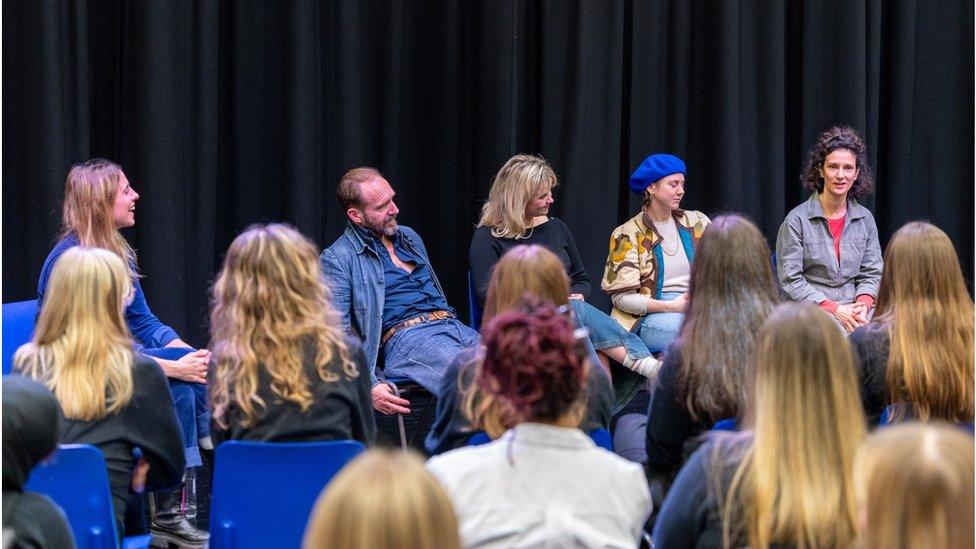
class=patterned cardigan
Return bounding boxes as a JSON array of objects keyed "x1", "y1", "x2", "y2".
[{"x1": 601, "y1": 209, "x2": 710, "y2": 330}]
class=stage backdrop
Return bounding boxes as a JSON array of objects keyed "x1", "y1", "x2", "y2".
[{"x1": 4, "y1": 1, "x2": 973, "y2": 346}]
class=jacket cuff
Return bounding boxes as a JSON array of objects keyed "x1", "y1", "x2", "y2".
[
  {"x1": 818, "y1": 300, "x2": 839, "y2": 314},
  {"x1": 855, "y1": 294, "x2": 876, "y2": 308}
]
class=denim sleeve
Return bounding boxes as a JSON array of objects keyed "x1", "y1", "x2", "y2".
[
  {"x1": 320, "y1": 248, "x2": 372, "y2": 381},
  {"x1": 854, "y1": 212, "x2": 883, "y2": 298},
  {"x1": 126, "y1": 278, "x2": 179, "y2": 348},
  {"x1": 776, "y1": 214, "x2": 828, "y2": 303}
]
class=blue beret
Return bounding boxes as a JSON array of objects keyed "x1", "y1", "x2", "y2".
[{"x1": 629, "y1": 154, "x2": 686, "y2": 195}]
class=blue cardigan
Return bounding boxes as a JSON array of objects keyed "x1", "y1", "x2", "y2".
[{"x1": 37, "y1": 235, "x2": 179, "y2": 349}]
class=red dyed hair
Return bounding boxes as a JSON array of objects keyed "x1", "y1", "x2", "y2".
[{"x1": 478, "y1": 298, "x2": 587, "y2": 424}]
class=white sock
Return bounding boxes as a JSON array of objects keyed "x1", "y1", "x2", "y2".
[
  {"x1": 622, "y1": 355, "x2": 662, "y2": 379},
  {"x1": 198, "y1": 436, "x2": 213, "y2": 450}
]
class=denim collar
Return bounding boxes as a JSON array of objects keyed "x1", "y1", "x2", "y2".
[{"x1": 346, "y1": 222, "x2": 403, "y2": 255}]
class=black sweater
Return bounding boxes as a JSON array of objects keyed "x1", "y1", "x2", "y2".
[
  {"x1": 212, "y1": 337, "x2": 376, "y2": 446},
  {"x1": 469, "y1": 218, "x2": 590, "y2": 306},
  {"x1": 60, "y1": 354, "x2": 185, "y2": 536}
]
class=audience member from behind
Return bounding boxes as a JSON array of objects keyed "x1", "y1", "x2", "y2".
[
  {"x1": 321, "y1": 167, "x2": 479, "y2": 415},
  {"x1": 425, "y1": 245, "x2": 614, "y2": 455},
  {"x1": 2, "y1": 377, "x2": 75, "y2": 549},
  {"x1": 38, "y1": 158, "x2": 210, "y2": 544},
  {"x1": 427, "y1": 300, "x2": 651, "y2": 548},
  {"x1": 776, "y1": 126, "x2": 882, "y2": 332},
  {"x1": 654, "y1": 303, "x2": 866, "y2": 548},
  {"x1": 646, "y1": 215, "x2": 779, "y2": 486},
  {"x1": 14, "y1": 247, "x2": 186, "y2": 541},
  {"x1": 209, "y1": 224, "x2": 375, "y2": 445},
  {"x1": 854, "y1": 423, "x2": 974, "y2": 549},
  {"x1": 303, "y1": 449, "x2": 460, "y2": 549},
  {"x1": 850, "y1": 221, "x2": 974, "y2": 426}
]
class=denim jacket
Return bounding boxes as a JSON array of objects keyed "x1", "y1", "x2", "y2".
[
  {"x1": 776, "y1": 193, "x2": 883, "y2": 305},
  {"x1": 320, "y1": 223, "x2": 447, "y2": 386}
]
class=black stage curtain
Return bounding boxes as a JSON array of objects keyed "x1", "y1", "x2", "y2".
[{"x1": 4, "y1": 1, "x2": 973, "y2": 346}]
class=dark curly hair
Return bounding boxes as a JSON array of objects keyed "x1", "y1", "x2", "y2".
[
  {"x1": 478, "y1": 297, "x2": 587, "y2": 424},
  {"x1": 800, "y1": 125, "x2": 875, "y2": 200}
]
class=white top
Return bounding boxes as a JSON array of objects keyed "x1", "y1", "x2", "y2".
[
  {"x1": 426, "y1": 422, "x2": 652, "y2": 548},
  {"x1": 652, "y1": 217, "x2": 690, "y2": 293}
]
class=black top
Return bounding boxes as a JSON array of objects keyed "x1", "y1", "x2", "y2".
[
  {"x1": 424, "y1": 347, "x2": 614, "y2": 455},
  {"x1": 469, "y1": 218, "x2": 590, "y2": 306},
  {"x1": 645, "y1": 344, "x2": 712, "y2": 475},
  {"x1": 653, "y1": 434, "x2": 759, "y2": 549},
  {"x1": 2, "y1": 376, "x2": 75, "y2": 549},
  {"x1": 212, "y1": 337, "x2": 376, "y2": 446},
  {"x1": 59, "y1": 354, "x2": 186, "y2": 535},
  {"x1": 849, "y1": 323, "x2": 890, "y2": 426}
]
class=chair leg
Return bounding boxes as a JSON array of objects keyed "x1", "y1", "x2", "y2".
[{"x1": 383, "y1": 382, "x2": 409, "y2": 450}]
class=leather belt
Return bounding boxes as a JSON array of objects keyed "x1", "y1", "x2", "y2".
[{"x1": 381, "y1": 310, "x2": 454, "y2": 346}]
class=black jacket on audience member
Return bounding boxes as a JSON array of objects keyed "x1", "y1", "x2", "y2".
[
  {"x1": 2, "y1": 376, "x2": 75, "y2": 549},
  {"x1": 646, "y1": 344, "x2": 713, "y2": 476},
  {"x1": 849, "y1": 323, "x2": 889, "y2": 426},
  {"x1": 59, "y1": 354, "x2": 186, "y2": 536},
  {"x1": 212, "y1": 337, "x2": 376, "y2": 446},
  {"x1": 424, "y1": 347, "x2": 614, "y2": 455}
]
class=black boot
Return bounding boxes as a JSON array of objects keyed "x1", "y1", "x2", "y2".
[{"x1": 149, "y1": 482, "x2": 209, "y2": 548}]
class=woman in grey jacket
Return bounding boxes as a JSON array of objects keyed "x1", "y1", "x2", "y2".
[{"x1": 776, "y1": 126, "x2": 882, "y2": 333}]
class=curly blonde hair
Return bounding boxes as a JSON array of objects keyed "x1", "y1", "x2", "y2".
[{"x1": 209, "y1": 223, "x2": 357, "y2": 430}]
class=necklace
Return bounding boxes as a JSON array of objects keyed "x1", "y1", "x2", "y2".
[{"x1": 656, "y1": 219, "x2": 679, "y2": 256}]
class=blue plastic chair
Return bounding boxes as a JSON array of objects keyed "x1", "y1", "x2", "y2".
[
  {"x1": 3, "y1": 299, "x2": 38, "y2": 374},
  {"x1": 467, "y1": 271, "x2": 483, "y2": 331},
  {"x1": 711, "y1": 418, "x2": 738, "y2": 431},
  {"x1": 24, "y1": 444, "x2": 150, "y2": 549},
  {"x1": 209, "y1": 440, "x2": 366, "y2": 549}
]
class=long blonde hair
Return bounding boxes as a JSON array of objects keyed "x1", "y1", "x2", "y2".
[
  {"x1": 854, "y1": 423, "x2": 974, "y2": 549},
  {"x1": 209, "y1": 223, "x2": 357, "y2": 430},
  {"x1": 303, "y1": 449, "x2": 461, "y2": 549},
  {"x1": 718, "y1": 302, "x2": 866, "y2": 548},
  {"x1": 873, "y1": 221, "x2": 974, "y2": 422},
  {"x1": 464, "y1": 245, "x2": 571, "y2": 437},
  {"x1": 477, "y1": 154, "x2": 557, "y2": 239},
  {"x1": 61, "y1": 158, "x2": 137, "y2": 274},
  {"x1": 14, "y1": 247, "x2": 135, "y2": 421}
]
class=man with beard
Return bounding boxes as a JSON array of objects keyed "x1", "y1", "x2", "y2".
[{"x1": 321, "y1": 167, "x2": 479, "y2": 415}]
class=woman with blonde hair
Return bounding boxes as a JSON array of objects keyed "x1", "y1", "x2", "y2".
[
  {"x1": 472, "y1": 154, "x2": 660, "y2": 385},
  {"x1": 209, "y1": 223, "x2": 374, "y2": 444},
  {"x1": 646, "y1": 215, "x2": 779, "y2": 480},
  {"x1": 654, "y1": 302, "x2": 867, "y2": 548},
  {"x1": 851, "y1": 221, "x2": 974, "y2": 425},
  {"x1": 427, "y1": 301, "x2": 651, "y2": 548},
  {"x1": 425, "y1": 245, "x2": 614, "y2": 455},
  {"x1": 302, "y1": 449, "x2": 461, "y2": 549},
  {"x1": 854, "y1": 423, "x2": 974, "y2": 549},
  {"x1": 37, "y1": 158, "x2": 210, "y2": 545},
  {"x1": 15, "y1": 247, "x2": 185, "y2": 539}
]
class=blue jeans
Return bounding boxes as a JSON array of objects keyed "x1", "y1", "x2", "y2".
[
  {"x1": 383, "y1": 318, "x2": 480, "y2": 393},
  {"x1": 571, "y1": 300, "x2": 652, "y2": 361},
  {"x1": 636, "y1": 292, "x2": 685, "y2": 353},
  {"x1": 142, "y1": 347, "x2": 209, "y2": 468}
]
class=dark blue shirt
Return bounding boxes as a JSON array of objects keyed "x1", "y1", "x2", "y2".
[
  {"x1": 356, "y1": 227, "x2": 452, "y2": 332},
  {"x1": 37, "y1": 235, "x2": 179, "y2": 349}
]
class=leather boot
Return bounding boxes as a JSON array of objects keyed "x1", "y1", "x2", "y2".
[{"x1": 149, "y1": 482, "x2": 209, "y2": 548}]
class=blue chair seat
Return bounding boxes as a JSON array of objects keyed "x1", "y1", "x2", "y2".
[
  {"x1": 209, "y1": 439, "x2": 365, "y2": 549},
  {"x1": 3, "y1": 299, "x2": 38, "y2": 375},
  {"x1": 25, "y1": 444, "x2": 149, "y2": 549}
]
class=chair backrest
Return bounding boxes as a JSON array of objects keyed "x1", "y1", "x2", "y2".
[
  {"x1": 711, "y1": 418, "x2": 738, "y2": 432},
  {"x1": 24, "y1": 444, "x2": 119, "y2": 549},
  {"x1": 209, "y1": 440, "x2": 366, "y2": 549},
  {"x1": 3, "y1": 299, "x2": 38, "y2": 375},
  {"x1": 467, "y1": 271, "x2": 482, "y2": 331}
]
